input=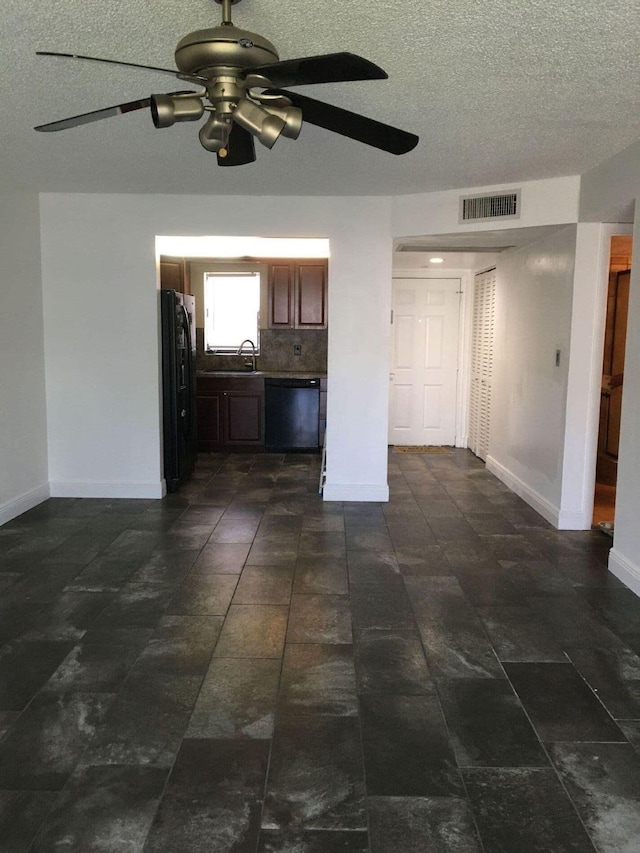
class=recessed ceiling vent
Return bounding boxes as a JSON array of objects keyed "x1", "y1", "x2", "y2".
[{"x1": 459, "y1": 190, "x2": 520, "y2": 224}]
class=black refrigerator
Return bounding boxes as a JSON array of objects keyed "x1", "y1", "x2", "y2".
[{"x1": 161, "y1": 289, "x2": 197, "y2": 492}]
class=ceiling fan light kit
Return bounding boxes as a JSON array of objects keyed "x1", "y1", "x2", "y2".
[
  {"x1": 150, "y1": 92, "x2": 205, "y2": 128},
  {"x1": 35, "y1": 0, "x2": 419, "y2": 166}
]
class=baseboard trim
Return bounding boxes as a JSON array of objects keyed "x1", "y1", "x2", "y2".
[
  {"x1": 0, "y1": 483, "x2": 50, "y2": 526},
  {"x1": 322, "y1": 482, "x2": 389, "y2": 502},
  {"x1": 485, "y1": 456, "x2": 560, "y2": 527},
  {"x1": 556, "y1": 508, "x2": 591, "y2": 530},
  {"x1": 608, "y1": 548, "x2": 640, "y2": 598},
  {"x1": 49, "y1": 481, "x2": 165, "y2": 499}
]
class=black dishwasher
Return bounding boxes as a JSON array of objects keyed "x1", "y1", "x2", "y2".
[{"x1": 265, "y1": 377, "x2": 320, "y2": 451}]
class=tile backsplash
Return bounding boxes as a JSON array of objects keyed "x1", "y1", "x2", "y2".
[{"x1": 196, "y1": 327, "x2": 327, "y2": 373}]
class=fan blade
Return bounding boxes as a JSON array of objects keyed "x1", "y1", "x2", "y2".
[
  {"x1": 34, "y1": 91, "x2": 195, "y2": 132},
  {"x1": 218, "y1": 124, "x2": 256, "y2": 167},
  {"x1": 36, "y1": 51, "x2": 206, "y2": 84},
  {"x1": 265, "y1": 89, "x2": 419, "y2": 155},
  {"x1": 251, "y1": 52, "x2": 387, "y2": 87}
]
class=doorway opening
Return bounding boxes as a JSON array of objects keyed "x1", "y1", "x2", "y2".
[{"x1": 593, "y1": 235, "x2": 633, "y2": 532}]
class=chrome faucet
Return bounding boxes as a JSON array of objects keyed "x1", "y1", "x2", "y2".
[{"x1": 236, "y1": 339, "x2": 257, "y2": 371}]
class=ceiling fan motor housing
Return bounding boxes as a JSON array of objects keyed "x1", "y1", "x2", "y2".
[{"x1": 174, "y1": 25, "x2": 279, "y2": 75}]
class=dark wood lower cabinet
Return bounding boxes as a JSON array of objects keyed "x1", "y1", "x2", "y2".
[
  {"x1": 197, "y1": 376, "x2": 264, "y2": 452},
  {"x1": 224, "y1": 391, "x2": 263, "y2": 446}
]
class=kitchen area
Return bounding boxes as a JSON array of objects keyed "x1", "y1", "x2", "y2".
[{"x1": 160, "y1": 252, "x2": 328, "y2": 491}]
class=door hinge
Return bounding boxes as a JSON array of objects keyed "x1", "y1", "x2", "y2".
[{"x1": 390, "y1": 309, "x2": 394, "y2": 324}]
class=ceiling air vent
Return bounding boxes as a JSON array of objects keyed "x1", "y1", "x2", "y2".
[{"x1": 459, "y1": 190, "x2": 521, "y2": 224}]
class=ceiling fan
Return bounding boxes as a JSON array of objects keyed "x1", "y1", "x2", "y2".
[{"x1": 35, "y1": 0, "x2": 419, "y2": 166}]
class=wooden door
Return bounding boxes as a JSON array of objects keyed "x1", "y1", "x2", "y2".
[
  {"x1": 389, "y1": 277, "x2": 461, "y2": 446},
  {"x1": 599, "y1": 269, "x2": 630, "y2": 473}
]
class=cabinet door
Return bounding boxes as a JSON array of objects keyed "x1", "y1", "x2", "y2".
[
  {"x1": 224, "y1": 392, "x2": 264, "y2": 446},
  {"x1": 160, "y1": 257, "x2": 190, "y2": 294},
  {"x1": 196, "y1": 392, "x2": 223, "y2": 452},
  {"x1": 295, "y1": 261, "x2": 327, "y2": 328},
  {"x1": 268, "y1": 263, "x2": 294, "y2": 328}
]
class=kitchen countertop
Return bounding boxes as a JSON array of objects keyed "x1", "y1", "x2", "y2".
[{"x1": 197, "y1": 370, "x2": 326, "y2": 379}]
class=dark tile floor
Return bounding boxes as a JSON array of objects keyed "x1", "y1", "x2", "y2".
[{"x1": 2, "y1": 449, "x2": 640, "y2": 852}]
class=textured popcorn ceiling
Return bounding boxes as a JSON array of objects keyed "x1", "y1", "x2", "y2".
[{"x1": 4, "y1": 0, "x2": 639, "y2": 195}]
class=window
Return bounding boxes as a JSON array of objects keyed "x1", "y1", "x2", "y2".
[{"x1": 204, "y1": 272, "x2": 260, "y2": 352}]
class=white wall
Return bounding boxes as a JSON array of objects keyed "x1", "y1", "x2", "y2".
[
  {"x1": 575, "y1": 144, "x2": 640, "y2": 592},
  {"x1": 39, "y1": 193, "x2": 393, "y2": 502},
  {"x1": 580, "y1": 140, "x2": 640, "y2": 223},
  {"x1": 487, "y1": 226, "x2": 577, "y2": 524},
  {"x1": 391, "y1": 175, "x2": 581, "y2": 238},
  {"x1": 558, "y1": 223, "x2": 633, "y2": 529},
  {"x1": 0, "y1": 193, "x2": 49, "y2": 524}
]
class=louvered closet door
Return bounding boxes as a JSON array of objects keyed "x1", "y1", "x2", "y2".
[{"x1": 469, "y1": 269, "x2": 496, "y2": 461}]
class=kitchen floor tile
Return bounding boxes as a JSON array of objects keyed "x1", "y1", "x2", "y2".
[
  {"x1": 143, "y1": 738, "x2": 269, "y2": 853},
  {"x1": 346, "y1": 550, "x2": 400, "y2": 584},
  {"x1": 190, "y1": 541, "x2": 251, "y2": 573},
  {"x1": 0, "y1": 449, "x2": 633, "y2": 852},
  {"x1": 131, "y1": 614, "x2": 224, "y2": 676},
  {"x1": 262, "y1": 714, "x2": 367, "y2": 831},
  {"x1": 503, "y1": 661, "x2": 625, "y2": 742},
  {"x1": 368, "y1": 796, "x2": 482, "y2": 853},
  {"x1": 279, "y1": 643, "x2": 357, "y2": 716},
  {"x1": 292, "y1": 557, "x2": 349, "y2": 595},
  {"x1": 213, "y1": 604, "x2": 289, "y2": 658},
  {"x1": 0, "y1": 639, "x2": 75, "y2": 711},
  {"x1": 436, "y1": 678, "x2": 549, "y2": 767},
  {"x1": 564, "y1": 643, "x2": 640, "y2": 719},
  {"x1": 0, "y1": 790, "x2": 58, "y2": 853},
  {"x1": 359, "y1": 693, "x2": 464, "y2": 797},
  {"x1": 549, "y1": 741, "x2": 640, "y2": 853},
  {"x1": 187, "y1": 657, "x2": 281, "y2": 739},
  {"x1": 0, "y1": 691, "x2": 114, "y2": 790},
  {"x1": 258, "y1": 830, "x2": 369, "y2": 851},
  {"x1": 417, "y1": 616, "x2": 504, "y2": 679},
  {"x1": 166, "y1": 572, "x2": 238, "y2": 615},
  {"x1": 463, "y1": 767, "x2": 597, "y2": 853},
  {"x1": 286, "y1": 594, "x2": 352, "y2": 643},
  {"x1": 29, "y1": 765, "x2": 167, "y2": 853},
  {"x1": 477, "y1": 604, "x2": 568, "y2": 661},
  {"x1": 350, "y1": 580, "x2": 415, "y2": 630},
  {"x1": 232, "y1": 564, "x2": 294, "y2": 605},
  {"x1": 79, "y1": 673, "x2": 201, "y2": 768},
  {"x1": 354, "y1": 629, "x2": 432, "y2": 695}
]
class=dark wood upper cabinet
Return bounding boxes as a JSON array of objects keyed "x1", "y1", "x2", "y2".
[
  {"x1": 160, "y1": 256, "x2": 191, "y2": 294},
  {"x1": 268, "y1": 263, "x2": 294, "y2": 328},
  {"x1": 267, "y1": 259, "x2": 327, "y2": 329},
  {"x1": 295, "y1": 261, "x2": 327, "y2": 328}
]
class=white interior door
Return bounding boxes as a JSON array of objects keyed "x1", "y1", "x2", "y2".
[{"x1": 389, "y1": 277, "x2": 461, "y2": 445}]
